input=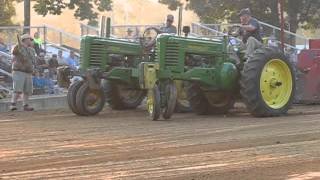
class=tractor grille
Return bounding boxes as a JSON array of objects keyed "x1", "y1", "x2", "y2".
[
  {"x1": 88, "y1": 42, "x2": 105, "y2": 67},
  {"x1": 79, "y1": 40, "x2": 86, "y2": 67},
  {"x1": 164, "y1": 42, "x2": 179, "y2": 68}
]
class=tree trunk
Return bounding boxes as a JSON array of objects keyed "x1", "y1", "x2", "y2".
[{"x1": 23, "y1": 0, "x2": 31, "y2": 34}]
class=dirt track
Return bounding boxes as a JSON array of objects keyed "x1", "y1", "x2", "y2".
[{"x1": 1, "y1": 105, "x2": 320, "y2": 180}]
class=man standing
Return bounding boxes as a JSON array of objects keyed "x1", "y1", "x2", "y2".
[
  {"x1": 10, "y1": 34, "x2": 36, "y2": 111},
  {"x1": 160, "y1": 14, "x2": 177, "y2": 34},
  {"x1": 238, "y1": 8, "x2": 263, "y2": 58}
]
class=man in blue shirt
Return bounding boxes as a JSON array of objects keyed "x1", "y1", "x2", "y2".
[{"x1": 65, "y1": 51, "x2": 78, "y2": 70}]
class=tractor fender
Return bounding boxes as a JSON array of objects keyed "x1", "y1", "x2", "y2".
[{"x1": 219, "y1": 62, "x2": 238, "y2": 90}]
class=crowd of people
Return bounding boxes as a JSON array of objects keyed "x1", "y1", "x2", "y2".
[{"x1": 0, "y1": 32, "x2": 80, "y2": 111}]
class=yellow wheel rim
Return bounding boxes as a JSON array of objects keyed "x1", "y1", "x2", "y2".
[
  {"x1": 147, "y1": 91, "x2": 154, "y2": 114},
  {"x1": 260, "y1": 59, "x2": 293, "y2": 109}
]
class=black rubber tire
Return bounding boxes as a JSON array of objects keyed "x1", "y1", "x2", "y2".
[
  {"x1": 102, "y1": 80, "x2": 146, "y2": 110},
  {"x1": 67, "y1": 80, "x2": 86, "y2": 116},
  {"x1": 205, "y1": 92, "x2": 235, "y2": 114},
  {"x1": 186, "y1": 83, "x2": 211, "y2": 115},
  {"x1": 149, "y1": 84, "x2": 161, "y2": 121},
  {"x1": 175, "y1": 100, "x2": 192, "y2": 113},
  {"x1": 174, "y1": 81, "x2": 192, "y2": 113},
  {"x1": 240, "y1": 47, "x2": 295, "y2": 117},
  {"x1": 75, "y1": 82, "x2": 106, "y2": 116},
  {"x1": 162, "y1": 81, "x2": 178, "y2": 119}
]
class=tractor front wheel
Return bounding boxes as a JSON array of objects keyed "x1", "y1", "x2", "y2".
[
  {"x1": 67, "y1": 80, "x2": 86, "y2": 116},
  {"x1": 147, "y1": 84, "x2": 161, "y2": 121},
  {"x1": 240, "y1": 47, "x2": 295, "y2": 117},
  {"x1": 76, "y1": 82, "x2": 106, "y2": 116},
  {"x1": 162, "y1": 81, "x2": 178, "y2": 119}
]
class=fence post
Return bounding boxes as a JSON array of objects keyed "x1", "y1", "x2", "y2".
[
  {"x1": 43, "y1": 26, "x2": 47, "y2": 51},
  {"x1": 59, "y1": 31, "x2": 63, "y2": 46},
  {"x1": 80, "y1": 24, "x2": 83, "y2": 36}
]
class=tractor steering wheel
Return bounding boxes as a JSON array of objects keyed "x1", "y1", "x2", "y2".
[
  {"x1": 140, "y1": 27, "x2": 161, "y2": 51},
  {"x1": 228, "y1": 25, "x2": 242, "y2": 38}
]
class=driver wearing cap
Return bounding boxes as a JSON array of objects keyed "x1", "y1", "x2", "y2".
[
  {"x1": 238, "y1": 8, "x2": 263, "y2": 58},
  {"x1": 160, "y1": 14, "x2": 177, "y2": 34}
]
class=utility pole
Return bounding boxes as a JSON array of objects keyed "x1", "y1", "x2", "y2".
[{"x1": 24, "y1": 0, "x2": 31, "y2": 34}]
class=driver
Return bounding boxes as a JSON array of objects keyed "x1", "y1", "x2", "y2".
[
  {"x1": 238, "y1": 8, "x2": 263, "y2": 58},
  {"x1": 160, "y1": 14, "x2": 177, "y2": 34}
]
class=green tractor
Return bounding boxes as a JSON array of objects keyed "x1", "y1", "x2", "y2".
[
  {"x1": 59, "y1": 18, "x2": 190, "y2": 116},
  {"x1": 66, "y1": 35, "x2": 148, "y2": 116},
  {"x1": 140, "y1": 26, "x2": 295, "y2": 120}
]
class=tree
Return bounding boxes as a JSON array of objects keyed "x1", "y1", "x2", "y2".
[
  {"x1": 32, "y1": 0, "x2": 113, "y2": 26},
  {"x1": 159, "y1": 0, "x2": 320, "y2": 34},
  {"x1": 0, "y1": 0, "x2": 17, "y2": 26}
]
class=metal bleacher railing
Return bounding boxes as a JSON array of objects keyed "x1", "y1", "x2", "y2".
[
  {"x1": 191, "y1": 21, "x2": 309, "y2": 51},
  {"x1": 80, "y1": 23, "x2": 163, "y2": 38}
]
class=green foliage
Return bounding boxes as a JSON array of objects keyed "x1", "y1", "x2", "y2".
[
  {"x1": 0, "y1": 0, "x2": 17, "y2": 25},
  {"x1": 33, "y1": 0, "x2": 113, "y2": 26},
  {"x1": 158, "y1": 0, "x2": 182, "y2": 10},
  {"x1": 159, "y1": 0, "x2": 320, "y2": 33}
]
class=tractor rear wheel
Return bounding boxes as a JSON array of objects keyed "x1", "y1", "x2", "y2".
[
  {"x1": 240, "y1": 47, "x2": 295, "y2": 117},
  {"x1": 187, "y1": 83, "x2": 234, "y2": 115},
  {"x1": 206, "y1": 92, "x2": 235, "y2": 114},
  {"x1": 186, "y1": 83, "x2": 211, "y2": 115},
  {"x1": 174, "y1": 80, "x2": 191, "y2": 113},
  {"x1": 67, "y1": 80, "x2": 86, "y2": 116},
  {"x1": 147, "y1": 84, "x2": 161, "y2": 121},
  {"x1": 162, "y1": 81, "x2": 178, "y2": 119},
  {"x1": 76, "y1": 82, "x2": 106, "y2": 116},
  {"x1": 102, "y1": 80, "x2": 146, "y2": 110}
]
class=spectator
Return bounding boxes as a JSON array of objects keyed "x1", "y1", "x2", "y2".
[
  {"x1": 125, "y1": 28, "x2": 138, "y2": 41},
  {"x1": 48, "y1": 54, "x2": 59, "y2": 79},
  {"x1": 65, "y1": 51, "x2": 78, "y2": 70},
  {"x1": 57, "y1": 50, "x2": 67, "y2": 65},
  {"x1": 10, "y1": 34, "x2": 36, "y2": 111},
  {"x1": 32, "y1": 70, "x2": 46, "y2": 95},
  {"x1": 0, "y1": 38, "x2": 8, "y2": 52},
  {"x1": 33, "y1": 32, "x2": 44, "y2": 55},
  {"x1": 35, "y1": 52, "x2": 48, "y2": 74}
]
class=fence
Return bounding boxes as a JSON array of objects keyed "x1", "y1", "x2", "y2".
[
  {"x1": 0, "y1": 25, "x2": 81, "y2": 51},
  {"x1": 80, "y1": 23, "x2": 163, "y2": 39},
  {"x1": 200, "y1": 21, "x2": 309, "y2": 50}
]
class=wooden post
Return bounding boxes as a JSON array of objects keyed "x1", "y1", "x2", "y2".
[
  {"x1": 23, "y1": 0, "x2": 31, "y2": 34},
  {"x1": 279, "y1": 0, "x2": 285, "y2": 52}
]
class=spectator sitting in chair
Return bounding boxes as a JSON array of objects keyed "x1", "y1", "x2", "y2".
[
  {"x1": 35, "y1": 52, "x2": 48, "y2": 74},
  {"x1": 65, "y1": 51, "x2": 78, "y2": 70},
  {"x1": 57, "y1": 50, "x2": 67, "y2": 66},
  {"x1": 48, "y1": 54, "x2": 59, "y2": 79}
]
